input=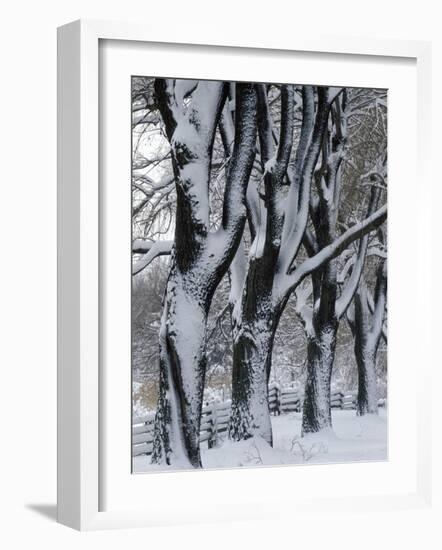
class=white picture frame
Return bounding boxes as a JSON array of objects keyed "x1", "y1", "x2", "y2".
[{"x1": 57, "y1": 19, "x2": 432, "y2": 531}]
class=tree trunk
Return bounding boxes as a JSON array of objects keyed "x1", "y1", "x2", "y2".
[
  {"x1": 228, "y1": 85, "x2": 297, "y2": 445},
  {"x1": 353, "y1": 282, "x2": 380, "y2": 416},
  {"x1": 151, "y1": 256, "x2": 211, "y2": 467},
  {"x1": 229, "y1": 308, "x2": 277, "y2": 445},
  {"x1": 302, "y1": 318, "x2": 338, "y2": 434},
  {"x1": 355, "y1": 345, "x2": 378, "y2": 415}
]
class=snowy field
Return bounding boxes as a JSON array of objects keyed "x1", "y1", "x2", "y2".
[{"x1": 133, "y1": 409, "x2": 387, "y2": 473}]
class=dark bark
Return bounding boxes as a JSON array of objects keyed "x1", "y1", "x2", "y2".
[
  {"x1": 349, "y1": 260, "x2": 387, "y2": 415},
  {"x1": 228, "y1": 84, "x2": 295, "y2": 444},
  {"x1": 354, "y1": 284, "x2": 377, "y2": 414},
  {"x1": 151, "y1": 81, "x2": 258, "y2": 467},
  {"x1": 229, "y1": 287, "x2": 287, "y2": 444},
  {"x1": 151, "y1": 255, "x2": 210, "y2": 467},
  {"x1": 301, "y1": 96, "x2": 385, "y2": 434},
  {"x1": 228, "y1": 87, "x2": 360, "y2": 444},
  {"x1": 301, "y1": 96, "x2": 345, "y2": 434},
  {"x1": 302, "y1": 317, "x2": 338, "y2": 433}
]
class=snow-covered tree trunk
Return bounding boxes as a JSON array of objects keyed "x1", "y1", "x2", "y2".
[
  {"x1": 302, "y1": 318, "x2": 338, "y2": 433},
  {"x1": 300, "y1": 92, "x2": 346, "y2": 434},
  {"x1": 229, "y1": 284, "x2": 286, "y2": 445},
  {"x1": 350, "y1": 259, "x2": 387, "y2": 415},
  {"x1": 151, "y1": 80, "x2": 258, "y2": 467},
  {"x1": 355, "y1": 342, "x2": 378, "y2": 414},
  {"x1": 151, "y1": 253, "x2": 211, "y2": 467},
  {"x1": 228, "y1": 84, "x2": 296, "y2": 444},
  {"x1": 301, "y1": 262, "x2": 339, "y2": 433},
  {"x1": 229, "y1": 319, "x2": 276, "y2": 445}
]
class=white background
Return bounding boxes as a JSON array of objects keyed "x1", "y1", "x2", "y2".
[{"x1": 0, "y1": 0, "x2": 441, "y2": 548}]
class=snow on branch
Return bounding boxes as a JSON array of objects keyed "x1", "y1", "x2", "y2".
[
  {"x1": 338, "y1": 245, "x2": 387, "y2": 283},
  {"x1": 366, "y1": 284, "x2": 388, "y2": 344},
  {"x1": 154, "y1": 78, "x2": 227, "y2": 235},
  {"x1": 280, "y1": 86, "x2": 315, "y2": 249},
  {"x1": 132, "y1": 240, "x2": 173, "y2": 275},
  {"x1": 285, "y1": 204, "x2": 387, "y2": 293},
  {"x1": 371, "y1": 259, "x2": 387, "y2": 343},
  {"x1": 294, "y1": 282, "x2": 314, "y2": 337},
  {"x1": 216, "y1": 83, "x2": 258, "y2": 252},
  {"x1": 256, "y1": 84, "x2": 295, "y2": 257},
  {"x1": 276, "y1": 85, "x2": 295, "y2": 173},
  {"x1": 281, "y1": 87, "x2": 336, "y2": 271},
  {"x1": 219, "y1": 100, "x2": 260, "y2": 241},
  {"x1": 335, "y1": 187, "x2": 382, "y2": 319}
]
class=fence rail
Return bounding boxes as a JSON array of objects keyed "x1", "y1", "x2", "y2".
[{"x1": 132, "y1": 385, "x2": 386, "y2": 457}]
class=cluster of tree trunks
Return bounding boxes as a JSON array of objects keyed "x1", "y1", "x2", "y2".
[{"x1": 133, "y1": 79, "x2": 388, "y2": 467}]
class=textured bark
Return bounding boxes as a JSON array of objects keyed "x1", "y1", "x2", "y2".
[
  {"x1": 229, "y1": 286, "x2": 285, "y2": 444},
  {"x1": 301, "y1": 256, "x2": 339, "y2": 433},
  {"x1": 228, "y1": 86, "x2": 382, "y2": 443},
  {"x1": 302, "y1": 319, "x2": 338, "y2": 433},
  {"x1": 151, "y1": 255, "x2": 210, "y2": 467},
  {"x1": 354, "y1": 284, "x2": 378, "y2": 414},
  {"x1": 300, "y1": 94, "x2": 345, "y2": 435},
  {"x1": 350, "y1": 260, "x2": 387, "y2": 415},
  {"x1": 356, "y1": 347, "x2": 378, "y2": 415},
  {"x1": 229, "y1": 320, "x2": 276, "y2": 445},
  {"x1": 228, "y1": 84, "x2": 295, "y2": 444},
  {"x1": 298, "y1": 86, "x2": 389, "y2": 434},
  {"x1": 151, "y1": 81, "x2": 258, "y2": 467}
]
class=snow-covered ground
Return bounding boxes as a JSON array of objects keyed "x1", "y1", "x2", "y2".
[{"x1": 133, "y1": 409, "x2": 387, "y2": 473}]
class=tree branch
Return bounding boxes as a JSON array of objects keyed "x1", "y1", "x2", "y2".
[
  {"x1": 335, "y1": 186, "x2": 382, "y2": 319},
  {"x1": 259, "y1": 84, "x2": 295, "y2": 257},
  {"x1": 284, "y1": 204, "x2": 387, "y2": 293},
  {"x1": 282, "y1": 87, "x2": 336, "y2": 272},
  {"x1": 214, "y1": 83, "x2": 258, "y2": 263},
  {"x1": 366, "y1": 287, "x2": 388, "y2": 343},
  {"x1": 132, "y1": 240, "x2": 173, "y2": 275},
  {"x1": 371, "y1": 259, "x2": 387, "y2": 344},
  {"x1": 280, "y1": 86, "x2": 315, "y2": 248}
]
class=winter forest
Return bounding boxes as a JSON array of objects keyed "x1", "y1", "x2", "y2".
[{"x1": 131, "y1": 77, "x2": 388, "y2": 472}]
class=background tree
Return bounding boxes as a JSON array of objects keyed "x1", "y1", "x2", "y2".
[
  {"x1": 295, "y1": 89, "x2": 387, "y2": 434},
  {"x1": 348, "y1": 261, "x2": 387, "y2": 415},
  {"x1": 346, "y1": 221, "x2": 388, "y2": 416}
]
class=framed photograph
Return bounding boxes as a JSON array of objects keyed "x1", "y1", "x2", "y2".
[{"x1": 57, "y1": 19, "x2": 432, "y2": 530}]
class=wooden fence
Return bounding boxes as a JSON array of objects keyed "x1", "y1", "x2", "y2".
[
  {"x1": 132, "y1": 385, "x2": 386, "y2": 457},
  {"x1": 265, "y1": 385, "x2": 367, "y2": 414}
]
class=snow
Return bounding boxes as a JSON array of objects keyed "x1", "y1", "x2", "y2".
[
  {"x1": 133, "y1": 409, "x2": 387, "y2": 472},
  {"x1": 264, "y1": 155, "x2": 277, "y2": 175},
  {"x1": 285, "y1": 203, "x2": 388, "y2": 292},
  {"x1": 132, "y1": 240, "x2": 173, "y2": 275},
  {"x1": 249, "y1": 222, "x2": 267, "y2": 260}
]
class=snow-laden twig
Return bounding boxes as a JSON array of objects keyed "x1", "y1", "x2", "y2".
[
  {"x1": 284, "y1": 204, "x2": 387, "y2": 291},
  {"x1": 132, "y1": 240, "x2": 173, "y2": 274},
  {"x1": 335, "y1": 187, "x2": 382, "y2": 319}
]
